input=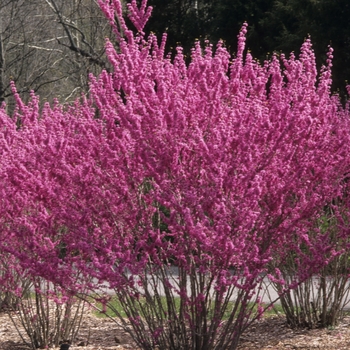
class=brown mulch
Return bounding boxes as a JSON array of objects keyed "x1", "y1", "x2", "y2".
[
  {"x1": 0, "y1": 311, "x2": 138, "y2": 350},
  {"x1": 238, "y1": 315, "x2": 350, "y2": 349},
  {"x1": 1, "y1": 311, "x2": 350, "y2": 349}
]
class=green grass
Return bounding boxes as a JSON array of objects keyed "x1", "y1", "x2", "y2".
[
  {"x1": 93, "y1": 296, "x2": 285, "y2": 319},
  {"x1": 93, "y1": 296, "x2": 128, "y2": 318}
]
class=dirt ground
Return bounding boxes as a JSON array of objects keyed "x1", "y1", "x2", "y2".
[
  {"x1": 238, "y1": 315, "x2": 350, "y2": 349},
  {"x1": 1, "y1": 311, "x2": 350, "y2": 350}
]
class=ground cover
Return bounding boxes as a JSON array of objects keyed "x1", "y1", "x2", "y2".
[
  {"x1": 93, "y1": 296, "x2": 285, "y2": 320},
  {"x1": 1, "y1": 310, "x2": 350, "y2": 349}
]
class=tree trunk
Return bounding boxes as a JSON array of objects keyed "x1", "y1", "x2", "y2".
[{"x1": 0, "y1": 33, "x2": 5, "y2": 105}]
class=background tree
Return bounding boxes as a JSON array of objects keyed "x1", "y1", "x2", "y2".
[
  {"x1": 1, "y1": 0, "x2": 349, "y2": 106},
  {"x1": 0, "y1": 0, "x2": 112, "y2": 107},
  {"x1": 146, "y1": 0, "x2": 350, "y2": 95}
]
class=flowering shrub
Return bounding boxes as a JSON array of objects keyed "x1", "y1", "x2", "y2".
[{"x1": 0, "y1": 0, "x2": 350, "y2": 348}]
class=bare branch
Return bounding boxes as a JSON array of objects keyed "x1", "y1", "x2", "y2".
[
  {"x1": 8, "y1": 42, "x2": 63, "y2": 52},
  {"x1": 45, "y1": 0, "x2": 106, "y2": 68}
]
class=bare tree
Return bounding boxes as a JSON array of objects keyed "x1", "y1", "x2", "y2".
[
  {"x1": 0, "y1": 33, "x2": 5, "y2": 105},
  {"x1": 0, "y1": 0, "x2": 112, "y2": 108}
]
